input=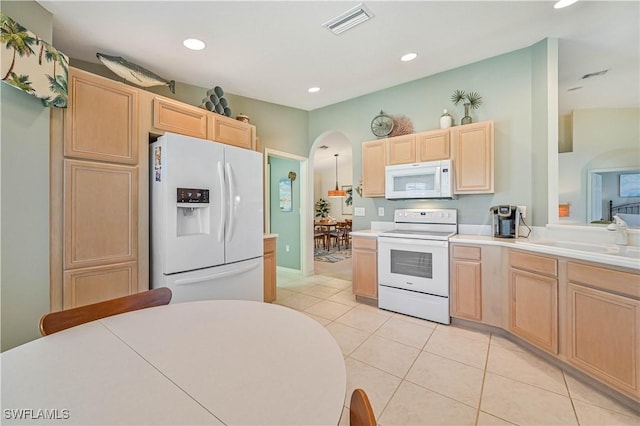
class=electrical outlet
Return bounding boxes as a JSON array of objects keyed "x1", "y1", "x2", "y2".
[
  {"x1": 354, "y1": 207, "x2": 365, "y2": 216},
  {"x1": 285, "y1": 244, "x2": 290, "y2": 252},
  {"x1": 517, "y1": 205, "x2": 527, "y2": 220},
  {"x1": 378, "y1": 207, "x2": 385, "y2": 217}
]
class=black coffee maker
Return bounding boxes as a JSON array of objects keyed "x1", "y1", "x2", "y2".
[{"x1": 490, "y1": 205, "x2": 520, "y2": 238}]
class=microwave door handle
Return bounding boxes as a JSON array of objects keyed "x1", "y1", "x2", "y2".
[{"x1": 434, "y1": 167, "x2": 441, "y2": 191}]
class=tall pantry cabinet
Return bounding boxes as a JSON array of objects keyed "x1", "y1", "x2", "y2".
[{"x1": 51, "y1": 68, "x2": 146, "y2": 310}]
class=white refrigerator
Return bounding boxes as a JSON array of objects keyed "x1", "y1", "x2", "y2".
[{"x1": 150, "y1": 132, "x2": 263, "y2": 303}]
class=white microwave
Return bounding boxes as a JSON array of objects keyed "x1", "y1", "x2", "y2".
[{"x1": 385, "y1": 159, "x2": 455, "y2": 199}]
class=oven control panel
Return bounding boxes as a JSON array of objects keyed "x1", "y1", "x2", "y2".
[{"x1": 394, "y1": 208, "x2": 457, "y2": 225}]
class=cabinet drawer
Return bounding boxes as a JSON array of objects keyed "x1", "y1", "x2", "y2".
[
  {"x1": 452, "y1": 245, "x2": 481, "y2": 260},
  {"x1": 352, "y1": 237, "x2": 377, "y2": 251},
  {"x1": 568, "y1": 262, "x2": 640, "y2": 298},
  {"x1": 510, "y1": 250, "x2": 557, "y2": 277}
]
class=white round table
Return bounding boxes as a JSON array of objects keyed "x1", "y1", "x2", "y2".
[{"x1": 1, "y1": 300, "x2": 346, "y2": 425}]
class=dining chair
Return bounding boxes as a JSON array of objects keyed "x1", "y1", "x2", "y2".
[
  {"x1": 314, "y1": 225, "x2": 328, "y2": 250},
  {"x1": 39, "y1": 287, "x2": 173, "y2": 336},
  {"x1": 350, "y1": 388, "x2": 376, "y2": 426}
]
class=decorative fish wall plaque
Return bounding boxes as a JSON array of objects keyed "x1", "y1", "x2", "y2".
[{"x1": 96, "y1": 53, "x2": 175, "y2": 93}]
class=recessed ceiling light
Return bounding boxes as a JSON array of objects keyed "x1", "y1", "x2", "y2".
[
  {"x1": 183, "y1": 38, "x2": 205, "y2": 50},
  {"x1": 554, "y1": 0, "x2": 579, "y2": 9},
  {"x1": 308, "y1": 87, "x2": 320, "y2": 93},
  {"x1": 401, "y1": 53, "x2": 417, "y2": 62}
]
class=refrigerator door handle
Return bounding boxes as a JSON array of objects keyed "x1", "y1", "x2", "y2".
[
  {"x1": 225, "y1": 161, "x2": 236, "y2": 241},
  {"x1": 173, "y1": 261, "x2": 261, "y2": 286},
  {"x1": 217, "y1": 161, "x2": 226, "y2": 243}
]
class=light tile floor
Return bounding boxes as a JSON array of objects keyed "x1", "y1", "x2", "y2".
[{"x1": 275, "y1": 266, "x2": 640, "y2": 426}]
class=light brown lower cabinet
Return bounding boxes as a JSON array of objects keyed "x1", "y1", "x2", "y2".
[
  {"x1": 352, "y1": 236, "x2": 378, "y2": 303},
  {"x1": 566, "y1": 262, "x2": 640, "y2": 400},
  {"x1": 451, "y1": 245, "x2": 482, "y2": 321},
  {"x1": 263, "y1": 236, "x2": 277, "y2": 303},
  {"x1": 508, "y1": 251, "x2": 559, "y2": 354}
]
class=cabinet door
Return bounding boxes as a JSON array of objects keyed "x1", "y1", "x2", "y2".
[
  {"x1": 263, "y1": 238, "x2": 277, "y2": 303},
  {"x1": 352, "y1": 237, "x2": 378, "y2": 299},
  {"x1": 386, "y1": 134, "x2": 416, "y2": 165},
  {"x1": 452, "y1": 121, "x2": 494, "y2": 193},
  {"x1": 65, "y1": 68, "x2": 139, "y2": 164},
  {"x1": 417, "y1": 129, "x2": 450, "y2": 161},
  {"x1": 64, "y1": 160, "x2": 138, "y2": 270},
  {"x1": 63, "y1": 262, "x2": 137, "y2": 309},
  {"x1": 212, "y1": 115, "x2": 254, "y2": 150},
  {"x1": 451, "y1": 259, "x2": 482, "y2": 321},
  {"x1": 509, "y1": 268, "x2": 558, "y2": 354},
  {"x1": 153, "y1": 96, "x2": 209, "y2": 140},
  {"x1": 362, "y1": 140, "x2": 386, "y2": 197},
  {"x1": 567, "y1": 283, "x2": 639, "y2": 398}
]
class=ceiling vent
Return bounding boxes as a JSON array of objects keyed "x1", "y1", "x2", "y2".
[{"x1": 323, "y1": 3, "x2": 374, "y2": 35}]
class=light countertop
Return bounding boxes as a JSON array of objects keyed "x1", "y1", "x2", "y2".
[{"x1": 352, "y1": 230, "x2": 639, "y2": 271}]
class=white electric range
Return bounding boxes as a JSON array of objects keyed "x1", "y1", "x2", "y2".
[{"x1": 377, "y1": 208, "x2": 457, "y2": 324}]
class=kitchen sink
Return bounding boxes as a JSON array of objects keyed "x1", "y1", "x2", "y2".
[{"x1": 524, "y1": 240, "x2": 640, "y2": 259}]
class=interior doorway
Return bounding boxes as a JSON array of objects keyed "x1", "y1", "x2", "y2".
[
  {"x1": 309, "y1": 131, "x2": 354, "y2": 281},
  {"x1": 264, "y1": 149, "x2": 310, "y2": 276}
]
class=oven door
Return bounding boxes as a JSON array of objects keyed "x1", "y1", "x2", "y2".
[{"x1": 378, "y1": 236, "x2": 449, "y2": 296}]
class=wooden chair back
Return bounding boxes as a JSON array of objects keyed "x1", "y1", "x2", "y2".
[
  {"x1": 350, "y1": 388, "x2": 376, "y2": 426},
  {"x1": 39, "y1": 288, "x2": 173, "y2": 336}
]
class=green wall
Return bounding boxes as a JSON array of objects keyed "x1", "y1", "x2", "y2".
[
  {"x1": 1, "y1": 1, "x2": 53, "y2": 351},
  {"x1": 309, "y1": 40, "x2": 553, "y2": 229},
  {"x1": 268, "y1": 157, "x2": 301, "y2": 269}
]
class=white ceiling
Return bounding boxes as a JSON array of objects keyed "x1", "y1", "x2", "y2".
[
  {"x1": 36, "y1": 1, "x2": 639, "y2": 169},
  {"x1": 38, "y1": 1, "x2": 638, "y2": 111}
]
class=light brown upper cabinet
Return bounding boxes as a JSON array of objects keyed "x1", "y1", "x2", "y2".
[
  {"x1": 362, "y1": 139, "x2": 387, "y2": 197},
  {"x1": 417, "y1": 129, "x2": 450, "y2": 161},
  {"x1": 451, "y1": 121, "x2": 494, "y2": 194},
  {"x1": 386, "y1": 129, "x2": 450, "y2": 165},
  {"x1": 212, "y1": 114, "x2": 255, "y2": 150},
  {"x1": 65, "y1": 68, "x2": 139, "y2": 164},
  {"x1": 386, "y1": 134, "x2": 417, "y2": 165},
  {"x1": 152, "y1": 96, "x2": 256, "y2": 150},
  {"x1": 153, "y1": 96, "x2": 210, "y2": 140},
  {"x1": 387, "y1": 129, "x2": 450, "y2": 165}
]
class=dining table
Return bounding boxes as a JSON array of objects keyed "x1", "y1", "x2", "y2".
[{"x1": 1, "y1": 300, "x2": 346, "y2": 425}]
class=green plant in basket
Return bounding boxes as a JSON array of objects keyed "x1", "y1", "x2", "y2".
[{"x1": 315, "y1": 198, "x2": 330, "y2": 218}]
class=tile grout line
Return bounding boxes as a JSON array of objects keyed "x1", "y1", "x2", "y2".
[
  {"x1": 474, "y1": 333, "x2": 493, "y2": 425},
  {"x1": 562, "y1": 370, "x2": 582, "y2": 425}
]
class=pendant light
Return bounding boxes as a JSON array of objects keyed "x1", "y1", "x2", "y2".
[{"x1": 327, "y1": 153, "x2": 347, "y2": 198}]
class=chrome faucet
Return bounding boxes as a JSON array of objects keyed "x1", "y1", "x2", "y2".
[{"x1": 607, "y1": 215, "x2": 629, "y2": 246}]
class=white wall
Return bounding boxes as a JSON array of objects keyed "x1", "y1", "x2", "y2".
[
  {"x1": 314, "y1": 163, "x2": 353, "y2": 221},
  {"x1": 558, "y1": 108, "x2": 640, "y2": 224}
]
